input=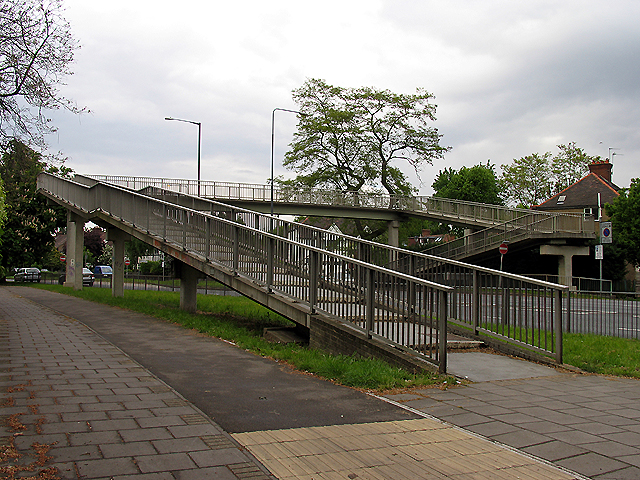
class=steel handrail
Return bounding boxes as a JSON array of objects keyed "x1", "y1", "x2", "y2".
[
  {"x1": 88, "y1": 175, "x2": 591, "y2": 234},
  {"x1": 41, "y1": 173, "x2": 569, "y2": 363}
]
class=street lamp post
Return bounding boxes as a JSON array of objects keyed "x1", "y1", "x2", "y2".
[
  {"x1": 165, "y1": 117, "x2": 202, "y2": 196},
  {"x1": 271, "y1": 108, "x2": 304, "y2": 216}
]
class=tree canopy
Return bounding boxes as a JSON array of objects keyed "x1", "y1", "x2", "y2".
[
  {"x1": 432, "y1": 162, "x2": 503, "y2": 205},
  {"x1": 0, "y1": 0, "x2": 81, "y2": 148},
  {"x1": 84, "y1": 226, "x2": 105, "y2": 262},
  {"x1": 500, "y1": 143, "x2": 600, "y2": 208},
  {"x1": 281, "y1": 78, "x2": 450, "y2": 197},
  {"x1": 0, "y1": 177, "x2": 5, "y2": 228},
  {"x1": 0, "y1": 139, "x2": 67, "y2": 271},
  {"x1": 605, "y1": 178, "x2": 640, "y2": 267}
]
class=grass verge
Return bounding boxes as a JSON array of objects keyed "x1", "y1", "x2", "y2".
[
  {"x1": 563, "y1": 333, "x2": 640, "y2": 378},
  {"x1": 29, "y1": 284, "x2": 455, "y2": 392}
]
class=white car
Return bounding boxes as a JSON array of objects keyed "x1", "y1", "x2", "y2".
[{"x1": 14, "y1": 268, "x2": 41, "y2": 282}]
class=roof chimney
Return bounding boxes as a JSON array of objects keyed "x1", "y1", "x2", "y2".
[{"x1": 588, "y1": 160, "x2": 613, "y2": 183}]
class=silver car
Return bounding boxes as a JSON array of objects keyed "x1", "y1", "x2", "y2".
[{"x1": 15, "y1": 268, "x2": 41, "y2": 282}]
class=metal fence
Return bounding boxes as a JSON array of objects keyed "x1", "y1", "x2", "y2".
[
  {"x1": 39, "y1": 173, "x2": 456, "y2": 370},
  {"x1": 569, "y1": 291, "x2": 640, "y2": 340},
  {"x1": 40, "y1": 271, "x2": 239, "y2": 295}
]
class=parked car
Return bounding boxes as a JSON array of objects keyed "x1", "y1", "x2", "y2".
[
  {"x1": 14, "y1": 268, "x2": 41, "y2": 283},
  {"x1": 83, "y1": 268, "x2": 94, "y2": 287},
  {"x1": 93, "y1": 265, "x2": 113, "y2": 278},
  {"x1": 58, "y1": 268, "x2": 94, "y2": 287}
]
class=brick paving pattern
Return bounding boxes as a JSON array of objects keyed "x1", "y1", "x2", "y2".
[
  {"x1": 1, "y1": 287, "x2": 589, "y2": 479},
  {"x1": 0, "y1": 288, "x2": 273, "y2": 479},
  {"x1": 385, "y1": 373, "x2": 640, "y2": 479}
]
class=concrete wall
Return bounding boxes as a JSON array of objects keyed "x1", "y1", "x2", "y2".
[{"x1": 309, "y1": 316, "x2": 440, "y2": 374}]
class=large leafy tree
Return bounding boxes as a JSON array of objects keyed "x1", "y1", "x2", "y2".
[
  {"x1": 0, "y1": 139, "x2": 67, "y2": 271},
  {"x1": 126, "y1": 237, "x2": 155, "y2": 270},
  {"x1": 499, "y1": 153, "x2": 553, "y2": 208},
  {"x1": 281, "y1": 78, "x2": 450, "y2": 197},
  {"x1": 605, "y1": 178, "x2": 640, "y2": 267},
  {"x1": 0, "y1": 178, "x2": 5, "y2": 228},
  {"x1": 0, "y1": 0, "x2": 81, "y2": 148},
  {"x1": 500, "y1": 143, "x2": 600, "y2": 208},
  {"x1": 551, "y1": 142, "x2": 598, "y2": 192},
  {"x1": 84, "y1": 226, "x2": 105, "y2": 260},
  {"x1": 432, "y1": 162, "x2": 503, "y2": 205}
]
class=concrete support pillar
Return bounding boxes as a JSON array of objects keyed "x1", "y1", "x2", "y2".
[
  {"x1": 463, "y1": 228, "x2": 477, "y2": 248},
  {"x1": 388, "y1": 220, "x2": 400, "y2": 248},
  {"x1": 540, "y1": 244, "x2": 590, "y2": 287},
  {"x1": 65, "y1": 212, "x2": 85, "y2": 290},
  {"x1": 387, "y1": 220, "x2": 400, "y2": 265},
  {"x1": 178, "y1": 261, "x2": 199, "y2": 313},
  {"x1": 108, "y1": 228, "x2": 130, "y2": 298}
]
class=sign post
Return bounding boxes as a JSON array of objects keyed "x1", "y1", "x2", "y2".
[
  {"x1": 600, "y1": 222, "x2": 612, "y2": 244},
  {"x1": 598, "y1": 222, "x2": 612, "y2": 291},
  {"x1": 499, "y1": 243, "x2": 508, "y2": 271}
]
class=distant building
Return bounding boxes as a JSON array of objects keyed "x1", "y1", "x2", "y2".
[
  {"x1": 532, "y1": 159, "x2": 635, "y2": 285},
  {"x1": 532, "y1": 160, "x2": 620, "y2": 219},
  {"x1": 407, "y1": 229, "x2": 456, "y2": 248}
]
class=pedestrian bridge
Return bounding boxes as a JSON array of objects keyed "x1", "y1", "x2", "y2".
[
  {"x1": 38, "y1": 173, "x2": 570, "y2": 373},
  {"x1": 89, "y1": 175, "x2": 595, "y2": 272}
]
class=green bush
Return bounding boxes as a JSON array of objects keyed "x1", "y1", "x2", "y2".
[{"x1": 140, "y1": 261, "x2": 162, "y2": 275}]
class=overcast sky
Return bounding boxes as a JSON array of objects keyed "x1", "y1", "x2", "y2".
[{"x1": 48, "y1": 0, "x2": 639, "y2": 195}]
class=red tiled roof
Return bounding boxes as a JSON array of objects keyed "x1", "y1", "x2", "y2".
[{"x1": 532, "y1": 173, "x2": 620, "y2": 211}]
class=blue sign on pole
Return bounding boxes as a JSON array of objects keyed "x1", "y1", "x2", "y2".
[{"x1": 600, "y1": 222, "x2": 612, "y2": 244}]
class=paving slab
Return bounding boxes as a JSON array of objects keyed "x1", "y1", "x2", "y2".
[
  {"x1": 448, "y1": 351, "x2": 560, "y2": 381},
  {"x1": 0, "y1": 287, "x2": 274, "y2": 479},
  {"x1": 1, "y1": 286, "x2": 587, "y2": 479},
  {"x1": 386, "y1": 355, "x2": 640, "y2": 480}
]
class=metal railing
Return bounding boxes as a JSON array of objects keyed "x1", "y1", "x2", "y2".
[
  {"x1": 526, "y1": 275, "x2": 614, "y2": 293},
  {"x1": 77, "y1": 175, "x2": 572, "y2": 363},
  {"x1": 40, "y1": 271, "x2": 240, "y2": 295},
  {"x1": 88, "y1": 175, "x2": 593, "y2": 235},
  {"x1": 569, "y1": 291, "x2": 640, "y2": 339},
  {"x1": 424, "y1": 214, "x2": 595, "y2": 260},
  {"x1": 39, "y1": 173, "x2": 454, "y2": 370}
]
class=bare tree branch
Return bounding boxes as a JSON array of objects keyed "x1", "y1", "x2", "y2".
[{"x1": 0, "y1": 0, "x2": 82, "y2": 148}]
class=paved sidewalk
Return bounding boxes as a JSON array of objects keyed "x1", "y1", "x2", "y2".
[
  {"x1": 0, "y1": 288, "x2": 272, "y2": 479},
  {"x1": 2, "y1": 287, "x2": 583, "y2": 479},
  {"x1": 384, "y1": 360, "x2": 640, "y2": 479}
]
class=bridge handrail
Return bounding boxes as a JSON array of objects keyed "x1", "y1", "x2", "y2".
[
  {"x1": 41, "y1": 173, "x2": 568, "y2": 363},
  {"x1": 117, "y1": 178, "x2": 570, "y2": 290},
  {"x1": 87, "y1": 175, "x2": 590, "y2": 234},
  {"x1": 424, "y1": 211, "x2": 596, "y2": 260},
  {"x1": 39, "y1": 173, "x2": 455, "y2": 371}
]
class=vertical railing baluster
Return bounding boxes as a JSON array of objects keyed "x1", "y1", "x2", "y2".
[
  {"x1": 205, "y1": 217, "x2": 211, "y2": 261},
  {"x1": 309, "y1": 251, "x2": 319, "y2": 313},
  {"x1": 555, "y1": 288, "x2": 563, "y2": 363},
  {"x1": 472, "y1": 270, "x2": 479, "y2": 335},
  {"x1": 365, "y1": 268, "x2": 375, "y2": 339},
  {"x1": 267, "y1": 237, "x2": 274, "y2": 292},
  {"x1": 438, "y1": 290, "x2": 448, "y2": 374},
  {"x1": 232, "y1": 224, "x2": 239, "y2": 275}
]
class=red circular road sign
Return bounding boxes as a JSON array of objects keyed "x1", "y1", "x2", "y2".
[
  {"x1": 499, "y1": 243, "x2": 508, "y2": 255},
  {"x1": 124, "y1": 259, "x2": 131, "y2": 266},
  {"x1": 60, "y1": 255, "x2": 66, "y2": 262}
]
